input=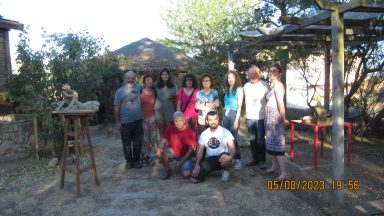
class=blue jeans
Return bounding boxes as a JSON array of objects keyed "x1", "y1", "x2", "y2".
[
  {"x1": 222, "y1": 110, "x2": 241, "y2": 160},
  {"x1": 246, "y1": 119, "x2": 266, "y2": 162},
  {"x1": 175, "y1": 158, "x2": 193, "y2": 174},
  {"x1": 120, "y1": 120, "x2": 143, "y2": 164},
  {"x1": 167, "y1": 148, "x2": 193, "y2": 174}
]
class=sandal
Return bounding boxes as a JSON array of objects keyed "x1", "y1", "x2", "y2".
[
  {"x1": 261, "y1": 169, "x2": 277, "y2": 176},
  {"x1": 276, "y1": 175, "x2": 290, "y2": 181},
  {"x1": 189, "y1": 177, "x2": 200, "y2": 184},
  {"x1": 161, "y1": 169, "x2": 172, "y2": 180}
]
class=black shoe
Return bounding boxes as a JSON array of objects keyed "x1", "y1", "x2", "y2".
[
  {"x1": 161, "y1": 169, "x2": 172, "y2": 180},
  {"x1": 134, "y1": 162, "x2": 142, "y2": 169},
  {"x1": 245, "y1": 160, "x2": 259, "y2": 167},
  {"x1": 125, "y1": 162, "x2": 133, "y2": 169},
  {"x1": 259, "y1": 161, "x2": 267, "y2": 169},
  {"x1": 145, "y1": 157, "x2": 154, "y2": 166}
]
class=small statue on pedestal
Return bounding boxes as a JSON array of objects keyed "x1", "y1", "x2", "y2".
[{"x1": 54, "y1": 84, "x2": 99, "y2": 112}]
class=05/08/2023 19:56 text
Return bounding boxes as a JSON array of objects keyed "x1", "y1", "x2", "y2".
[{"x1": 267, "y1": 180, "x2": 359, "y2": 191}]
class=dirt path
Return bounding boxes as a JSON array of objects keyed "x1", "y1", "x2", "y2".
[{"x1": 0, "y1": 124, "x2": 383, "y2": 215}]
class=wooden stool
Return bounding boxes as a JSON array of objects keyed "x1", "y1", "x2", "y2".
[{"x1": 55, "y1": 111, "x2": 100, "y2": 196}]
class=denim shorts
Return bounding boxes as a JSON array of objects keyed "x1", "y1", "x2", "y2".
[{"x1": 167, "y1": 148, "x2": 194, "y2": 173}]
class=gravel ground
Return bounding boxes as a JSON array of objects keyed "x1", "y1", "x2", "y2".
[{"x1": 0, "y1": 124, "x2": 383, "y2": 215}]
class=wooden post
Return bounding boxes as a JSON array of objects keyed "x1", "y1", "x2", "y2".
[
  {"x1": 279, "y1": 50, "x2": 289, "y2": 107},
  {"x1": 324, "y1": 46, "x2": 331, "y2": 143},
  {"x1": 33, "y1": 114, "x2": 39, "y2": 160},
  {"x1": 331, "y1": 9, "x2": 345, "y2": 205},
  {"x1": 324, "y1": 46, "x2": 331, "y2": 112},
  {"x1": 228, "y1": 50, "x2": 234, "y2": 71}
]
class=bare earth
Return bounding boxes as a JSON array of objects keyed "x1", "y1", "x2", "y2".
[{"x1": 0, "y1": 123, "x2": 383, "y2": 216}]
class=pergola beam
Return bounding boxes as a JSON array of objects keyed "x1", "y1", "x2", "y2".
[
  {"x1": 316, "y1": 0, "x2": 367, "y2": 13},
  {"x1": 282, "y1": 16, "x2": 384, "y2": 27}
]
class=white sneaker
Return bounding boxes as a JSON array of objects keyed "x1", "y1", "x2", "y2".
[
  {"x1": 220, "y1": 170, "x2": 230, "y2": 182},
  {"x1": 234, "y1": 159, "x2": 242, "y2": 170}
]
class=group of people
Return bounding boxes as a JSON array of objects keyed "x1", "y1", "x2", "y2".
[{"x1": 113, "y1": 63, "x2": 289, "y2": 183}]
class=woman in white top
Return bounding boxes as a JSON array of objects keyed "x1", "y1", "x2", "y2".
[
  {"x1": 263, "y1": 63, "x2": 290, "y2": 180},
  {"x1": 243, "y1": 66, "x2": 269, "y2": 169}
]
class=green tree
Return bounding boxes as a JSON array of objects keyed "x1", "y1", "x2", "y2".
[
  {"x1": 42, "y1": 29, "x2": 121, "y2": 122},
  {"x1": 162, "y1": 0, "x2": 260, "y2": 103},
  {"x1": 9, "y1": 30, "x2": 63, "y2": 157},
  {"x1": 163, "y1": 0, "x2": 257, "y2": 57},
  {"x1": 44, "y1": 30, "x2": 108, "y2": 101},
  {"x1": 10, "y1": 30, "x2": 50, "y2": 112},
  {"x1": 344, "y1": 42, "x2": 384, "y2": 136},
  {"x1": 9, "y1": 29, "x2": 121, "y2": 157}
]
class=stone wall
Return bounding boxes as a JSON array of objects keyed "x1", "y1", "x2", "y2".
[{"x1": 0, "y1": 115, "x2": 33, "y2": 162}]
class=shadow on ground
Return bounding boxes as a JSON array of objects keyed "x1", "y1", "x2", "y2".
[{"x1": 0, "y1": 123, "x2": 383, "y2": 216}]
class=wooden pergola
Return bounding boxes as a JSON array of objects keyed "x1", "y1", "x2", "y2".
[{"x1": 227, "y1": 0, "x2": 384, "y2": 205}]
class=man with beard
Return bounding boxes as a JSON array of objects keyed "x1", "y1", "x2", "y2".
[
  {"x1": 190, "y1": 110, "x2": 236, "y2": 183},
  {"x1": 114, "y1": 71, "x2": 144, "y2": 169}
]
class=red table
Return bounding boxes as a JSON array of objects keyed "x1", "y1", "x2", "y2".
[{"x1": 290, "y1": 120, "x2": 352, "y2": 171}]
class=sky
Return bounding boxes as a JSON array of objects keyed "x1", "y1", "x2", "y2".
[{"x1": 0, "y1": 0, "x2": 171, "y2": 68}]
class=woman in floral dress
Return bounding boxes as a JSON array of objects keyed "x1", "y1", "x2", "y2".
[{"x1": 140, "y1": 73, "x2": 158, "y2": 165}]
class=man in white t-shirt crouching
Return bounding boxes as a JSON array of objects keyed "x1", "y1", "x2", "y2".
[{"x1": 190, "y1": 110, "x2": 236, "y2": 183}]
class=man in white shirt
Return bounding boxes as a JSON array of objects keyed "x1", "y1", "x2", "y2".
[
  {"x1": 243, "y1": 66, "x2": 269, "y2": 169},
  {"x1": 190, "y1": 111, "x2": 236, "y2": 183}
]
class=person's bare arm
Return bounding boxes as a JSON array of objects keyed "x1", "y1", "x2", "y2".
[
  {"x1": 175, "y1": 147, "x2": 194, "y2": 171},
  {"x1": 191, "y1": 144, "x2": 205, "y2": 177},
  {"x1": 181, "y1": 147, "x2": 194, "y2": 163},
  {"x1": 158, "y1": 138, "x2": 167, "y2": 150},
  {"x1": 114, "y1": 105, "x2": 121, "y2": 129},
  {"x1": 177, "y1": 100, "x2": 182, "y2": 111},
  {"x1": 219, "y1": 138, "x2": 236, "y2": 167},
  {"x1": 274, "y1": 82, "x2": 289, "y2": 126},
  {"x1": 234, "y1": 87, "x2": 244, "y2": 129},
  {"x1": 227, "y1": 138, "x2": 236, "y2": 158},
  {"x1": 209, "y1": 98, "x2": 220, "y2": 109},
  {"x1": 173, "y1": 96, "x2": 178, "y2": 111}
]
